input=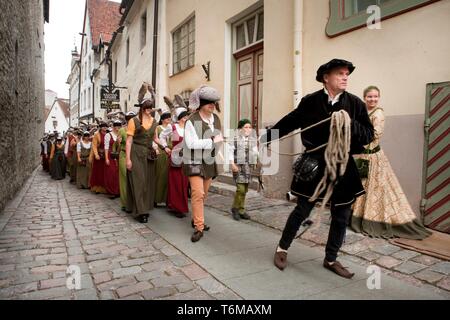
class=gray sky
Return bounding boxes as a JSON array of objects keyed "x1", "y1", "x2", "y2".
[{"x1": 44, "y1": 0, "x2": 121, "y2": 99}]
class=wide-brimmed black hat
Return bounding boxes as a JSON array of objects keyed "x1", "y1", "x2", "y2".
[{"x1": 316, "y1": 59, "x2": 355, "y2": 83}]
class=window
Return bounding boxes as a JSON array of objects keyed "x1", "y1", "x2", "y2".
[
  {"x1": 126, "y1": 37, "x2": 130, "y2": 66},
  {"x1": 172, "y1": 15, "x2": 195, "y2": 74},
  {"x1": 344, "y1": 0, "x2": 391, "y2": 17},
  {"x1": 326, "y1": 0, "x2": 438, "y2": 37},
  {"x1": 141, "y1": 11, "x2": 147, "y2": 49},
  {"x1": 233, "y1": 10, "x2": 264, "y2": 53}
]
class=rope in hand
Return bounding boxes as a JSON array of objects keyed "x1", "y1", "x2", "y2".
[
  {"x1": 303, "y1": 110, "x2": 352, "y2": 234},
  {"x1": 260, "y1": 117, "x2": 332, "y2": 156},
  {"x1": 256, "y1": 110, "x2": 352, "y2": 236}
]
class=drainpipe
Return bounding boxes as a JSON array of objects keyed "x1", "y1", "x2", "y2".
[
  {"x1": 293, "y1": 0, "x2": 303, "y2": 107},
  {"x1": 151, "y1": 0, "x2": 159, "y2": 89},
  {"x1": 90, "y1": 72, "x2": 95, "y2": 122},
  {"x1": 77, "y1": 61, "x2": 81, "y2": 125},
  {"x1": 292, "y1": 0, "x2": 304, "y2": 160}
]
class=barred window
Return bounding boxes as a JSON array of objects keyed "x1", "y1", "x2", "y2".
[{"x1": 172, "y1": 16, "x2": 195, "y2": 74}]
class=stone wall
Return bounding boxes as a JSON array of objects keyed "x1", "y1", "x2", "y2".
[{"x1": 0, "y1": 0, "x2": 46, "y2": 211}]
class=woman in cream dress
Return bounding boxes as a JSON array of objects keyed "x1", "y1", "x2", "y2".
[{"x1": 351, "y1": 86, "x2": 431, "y2": 239}]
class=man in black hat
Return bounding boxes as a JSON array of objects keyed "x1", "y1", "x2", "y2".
[{"x1": 260, "y1": 58, "x2": 374, "y2": 279}]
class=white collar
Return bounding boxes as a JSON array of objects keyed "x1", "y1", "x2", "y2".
[
  {"x1": 324, "y1": 87, "x2": 344, "y2": 105},
  {"x1": 199, "y1": 112, "x2": 214, "y2": 125}
]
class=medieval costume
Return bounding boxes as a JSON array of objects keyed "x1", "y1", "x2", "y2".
[
  {"x1": 229, "y1": 119, "x2": 259, "y2": 220},
  {"x1": 46, "y1": 134, "x2": 55, "y2": 173},
  {"x1": 50, "y1": 137, "x2": 66, "y2": 180},
  {"x1": 41, "y1": 135, "x2": 49, "y2": 172},
  {"x1": 154, "y1": 112, "x2": 172, "y2": 205},
  {"x1": 76, "y1": 132, "x2": 91, "y2": 189},
  {"x1": 160, "y1": 109, "x2": 190, "y2": 217},
  {"x1": 184, "y1": 86, "x2": 223, "y2": 242},
  {"x1": 261, "y1": 59, "x2": 374, "y2": 279},
  {"x1": 104, "y1": 121, "x2": 121, "y2": 197},
  {"x1": 351, "y1": 107, "x2": 431, "y2": 239},
  {"x1": 89, "y1": 123, "x2": 108, "y2": 194},
  {"x1": 126, "y1": 83, "x2": 158, "y2": 223},
  {"x1": 68, "y1": 131, "x2": 80, "y2": 183},
  {"x1": 119, "y1": 111, "x2": 136, "y2": 211}
]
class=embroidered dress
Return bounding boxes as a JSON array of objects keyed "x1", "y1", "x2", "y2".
[{"x1": 351, "y1": 108, "x2": 431, "y2": 239}]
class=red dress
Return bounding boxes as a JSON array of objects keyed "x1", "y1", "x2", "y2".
[
  {"x1": 104, "y1": 132, "x2": 120, "y2": 196},
  {"x1": 167, "y1": 124, "x2": 189, "y2": 214},
  {"x1": 89, "y1": 131, "x2": 106, "y2": 192}
]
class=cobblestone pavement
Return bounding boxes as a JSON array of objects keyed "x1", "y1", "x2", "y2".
[
  {"x1": 205, "y1": 189, "x2": 450, "y2": 297},
  {"x1": 0, "y1": 169, "x2": 241, "y2": 300},
  {"x1": 1, "y1": 169, "x2": 449, "y2": 300}
]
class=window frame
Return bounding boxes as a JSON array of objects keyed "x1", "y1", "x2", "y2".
[
  {"x1": 140, "y1": 10, "x2": 147, "y2": 50},
  {"x1": 326, "y1": 0, "x2": 440, "y2": 37},
  {"x1": 171, "y1": 14, "x2": 195, "y2": 75},
  {"x1": 232, "y1": 8, "x2": 264, "y2": 55}
]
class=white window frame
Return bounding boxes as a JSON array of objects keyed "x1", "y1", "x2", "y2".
[
  {"x1": 171, "y1": 14, "x2": 195, "y2": 75},
  {"x1": 232, "y1": 8, "x2": 264, "y2": 54}
]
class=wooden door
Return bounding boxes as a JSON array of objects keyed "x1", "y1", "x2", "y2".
[{"x1": 236, "y1": 49, "x2": 263, "y2": 130}]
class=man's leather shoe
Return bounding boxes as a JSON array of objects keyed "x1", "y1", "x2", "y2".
[
  {"x1": 191, "y1": 230, "x2": 203, "y2": 242},
  {"x1": 274, "y1": 251, "x2": 288, "y2": 270},
  {"x1": 323, "y1": 260, "x2": 354, "y2": 279}
]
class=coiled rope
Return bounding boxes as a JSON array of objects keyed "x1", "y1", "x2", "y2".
[{"x1": 261, "y1": 110, "x2": 352, "y2": 234}]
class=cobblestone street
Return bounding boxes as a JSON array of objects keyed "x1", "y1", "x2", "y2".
[
  {"x1": 0, "y1": 169, "x2": 239, "y2": 300},
  {"x1": 0, "y1": 169, "x2": 449, "y2": 300}
]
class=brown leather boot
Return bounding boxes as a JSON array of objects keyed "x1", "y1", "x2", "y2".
[
  {"x1": 323, "y1": 260, "x2": 354, "y2": 279},
  {"x1": 191, "y1": 230, "x2": 203, "y2": 242},
  {"x1": 274, "y1": 250, "x2": 288, "y2": 270}
]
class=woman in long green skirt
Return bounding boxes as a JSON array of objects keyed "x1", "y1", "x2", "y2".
[
  {"x1": 76, "y1": 131, "x2": 92, "y2": 189},
  {"x1": 154, "y1": 112, "x2": 172, "y2": 206},
  {"x1": 126, "y1": 86, "x2": 160, "y2": 223},
  {"x1": 119, "y1": 112, "x2": 135, "y2": 212}
]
